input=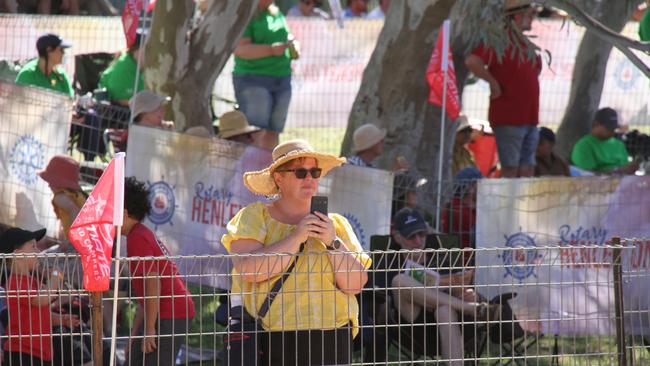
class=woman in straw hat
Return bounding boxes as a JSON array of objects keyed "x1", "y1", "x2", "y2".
[{"x1": 222, "y1": 139, "x2": 370, "y2": 365}]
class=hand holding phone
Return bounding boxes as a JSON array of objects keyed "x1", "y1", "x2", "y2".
[{"x1": 310, "y1": 196, "x2": 328, "y2": 217}]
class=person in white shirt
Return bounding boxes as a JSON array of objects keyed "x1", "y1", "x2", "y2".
[
  {"x1": 287, "y1": 0, "x2": 330, "y2": 19},
  {"x1": 366, "y1": 0, "x2": 389, "y2": 19}
]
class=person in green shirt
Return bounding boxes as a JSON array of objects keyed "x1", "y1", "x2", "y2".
[
  {"x1": 232, "y1": 0, "x2": 297, "y2": 150},
  {"x1": 15, "y1": 33, "x2": 73, "y2": 98},
  {"x1": 571, "y1": 107, "x2": 638, "y2": 175},
  {"x1": 98, "y1": 32, "x2": 145, "y2": 106},
  {"x1": 640, "y1": 2, "x2": 650, "y2": 41}
]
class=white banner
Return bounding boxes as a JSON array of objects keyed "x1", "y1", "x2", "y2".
[
  {"x1": 0, "y1": 81, "x2": 72, "y2": 236},
  {"x1": 126, "y1": 125, "x2": 392, "y2": 288},
  {"x1": 476, "y1": 176, "x2": 650, "y2": 335}
]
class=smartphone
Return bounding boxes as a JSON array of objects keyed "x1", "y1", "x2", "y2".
[{"x1": 310, "y1": 196, "x2": 328, "y2": 217}]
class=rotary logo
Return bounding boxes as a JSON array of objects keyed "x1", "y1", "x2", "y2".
[
  {"x1": 499, "y1": 231, "x2": 543, "y2": 282},
  {"x1": 9, "y1": 135, "x2": 45, "y2": 186},
  {"x1": 342, "y1": 213, "x2": 366, "y2": 249},
  {"x1": 147, "y1": 179, "x2": 177, "y2": 228}
]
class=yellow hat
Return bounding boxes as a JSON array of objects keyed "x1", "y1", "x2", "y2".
[{"x1": 243, "y1": 139, "x2": 346, "y2": 195}]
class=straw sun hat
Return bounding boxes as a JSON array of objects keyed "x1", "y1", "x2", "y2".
[
  {"x1": 217, "y1": 110, "x2": 260, "y2": 139},
  {"x1": 243, "y1": 139, "x2": 346, "y2": 195}
]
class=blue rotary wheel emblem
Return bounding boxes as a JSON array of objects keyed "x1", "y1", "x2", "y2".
[
  {"x1": 342, "y1": 213, "x2": 366, "y2": 249},
  {"x1": 9, "y1": 135, "x2": 45, "y2": 186},
  {"x1": 499, "y1": 232, "x2": 541, "y2": 282},
  {"x1": 147, "y1": 180, "x2": 176, "y2": 228},
  {"x1": 614, "y1": 59, "x2": 639, "y2": 91}
]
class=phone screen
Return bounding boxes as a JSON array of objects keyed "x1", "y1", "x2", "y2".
[{"x1": 310, "y1": 196, "x2": 328, "y2": 216}]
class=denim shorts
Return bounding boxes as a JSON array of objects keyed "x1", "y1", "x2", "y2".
[
  {"x1": 493, "y1": 125, "x2": 539, "y2": 167},
  {"x1": 233, "y1": 74, "x2": 292, "y2": 133}
]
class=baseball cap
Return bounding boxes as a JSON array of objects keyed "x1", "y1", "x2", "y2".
[
  {"x1": 538, "y1": 127, "x2": 556, "y2": 143},
  {"x1": 594, "y1": 107, "x2": 618, "y2": 131},
  {"x1": 36, "y1": 33, "x2": 72, "y2": 56},
  {"x1": 393, "y1": 208, "x2": 429, "y2": 239},
  {"x1": 455, "y1": 167, "x2": 483, "y2": 182},
  {"x1": 0, "y1": 227, "x2": 46, "y2": 254}
]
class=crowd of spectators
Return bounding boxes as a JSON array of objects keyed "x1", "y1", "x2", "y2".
[{"x1": 2, "y1": 1, "x2": 650, "y2": 364}]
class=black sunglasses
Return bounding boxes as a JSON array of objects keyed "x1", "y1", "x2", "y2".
[{"x1": 276, "y1": 168, "x2": 322, "y2": 179}]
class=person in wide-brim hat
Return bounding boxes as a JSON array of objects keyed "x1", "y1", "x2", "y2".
[
  {"x1": 38, "y1": 154, "x2": 82, "y2": 191},
  {"x1": 244, "y1": 139, "x2": 346, "y2": 195},
  {"x1": 217, "y1": 110, "x2": 261, "y2": 141},
  {"x1": 223, "y1": 139, "x2": 370, "y2": 365}
]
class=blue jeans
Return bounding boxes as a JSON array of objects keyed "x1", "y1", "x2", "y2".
[
  {"x1": 493, "y1": 125, "x2": 539, "y2": 167},
  {"x1": 233, "y1": 74, "x2": 292, "y2": 133}
]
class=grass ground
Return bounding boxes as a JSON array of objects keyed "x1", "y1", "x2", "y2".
[{"x1": 280, "y1": 126, "x2": 347, "y2": 156}]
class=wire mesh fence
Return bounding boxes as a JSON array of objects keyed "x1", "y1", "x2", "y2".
[
  {"x1": 0, "y1": 243, "x2": 646, "y2": 365},
  {"x1": 2, "y1": 15, "x2": 649, "y2": 156}
]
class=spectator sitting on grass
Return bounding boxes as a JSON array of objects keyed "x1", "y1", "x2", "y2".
[
  {"x1": 535, "y1": 127, "x2": 570, "y2": 177},
  {"x1": 571, "y1": 107, "x2": 638, "y2": 175},
  {"x1": 15, "y1": 33, "x2": 73, "y2": 97},
  {"x1": 347, "y1": 123, "x2": 386, "y2": 168}
]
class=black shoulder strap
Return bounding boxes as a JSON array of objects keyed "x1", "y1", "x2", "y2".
[{"x1": 257, "y1": 243, "x2": 304, "y2": 319}]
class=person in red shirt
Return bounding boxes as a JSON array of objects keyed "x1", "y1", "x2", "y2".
[
  {"x1": 0, "y1": 227, "x2": 79, "y2": 366},
  {"x1": 122, "y1": 177, "x2": 195, "y2": 366},
  {"x1": 465, "y1": 0, "x2": 541, "y2": 178},
  {"x1": 442, "y1": 168, "x2": 483, "y2": 256}
]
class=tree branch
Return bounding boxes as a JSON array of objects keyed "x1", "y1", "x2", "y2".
[{"x1": 545, "y1": 0, "x2": 650, "y2": 78}]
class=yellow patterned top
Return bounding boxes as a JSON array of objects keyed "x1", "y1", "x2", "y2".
[{"x1": 222, "y1": 202, "x2": 371, "y2": 337}]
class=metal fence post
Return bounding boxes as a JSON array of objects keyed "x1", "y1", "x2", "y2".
[
  {"x1": 91, "y1": 291, "x2": 104, "y2": 366},
  {"x1": 612, "y1": 237, "x2": 628, "y2": 366}
]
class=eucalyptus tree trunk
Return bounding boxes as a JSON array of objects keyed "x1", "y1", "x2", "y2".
[
  {"x1": 340, "y1": 0, "x2": 458, "y2": 214},
  {"x1": 143, "y1": 0, "x2": 259, "y2": 131},
  {"x1": 554, "y1": 0, "x2": 642, "y2": 159}
]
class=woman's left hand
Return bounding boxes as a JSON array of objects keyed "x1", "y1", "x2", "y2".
[{"x1": 310, "y1": 212, "x2": 336, "y2": 247}]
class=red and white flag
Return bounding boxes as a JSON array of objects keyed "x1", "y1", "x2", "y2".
[
  {"x1": 68, "y1": 153, "x2": 125, "y2": 292},
  {"x1": 122, "y1": 0, "x2": 144, "y2": 48},
  {"x1": 426, "y1": 19, "x2": 461, "y2": 121}
]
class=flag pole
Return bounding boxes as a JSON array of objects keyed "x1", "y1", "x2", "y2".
[
  {"x1": 109, "y1": 230, "x2": 123, "y2": 366},
  {"x1": 109, "y1": 152, "x2": 126, "y2": 366},
  {"x1": 435, "y1": 20, "x2": 451, "y2": 232}
]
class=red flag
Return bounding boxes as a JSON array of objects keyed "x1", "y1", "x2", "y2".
[
  {"x1": 146, "y1": 0, "x2": 157, "y2": 13},
  {"x1": 68, "y1": 153, "x2": 125, "y2": 292},
  {"x1": 426, "y1": 20, "x2": 461, "y2": 121},
  {"x1": 122, "y1": 0, "x2": 143, "y2": 48}
]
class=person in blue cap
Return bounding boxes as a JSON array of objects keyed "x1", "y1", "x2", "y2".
[
  {"x1": 16, "y1": 33, "x2": 73, "y2": 97},
  {"x1": 442, "y1": 167, "x2": 483, "y2": 250}
]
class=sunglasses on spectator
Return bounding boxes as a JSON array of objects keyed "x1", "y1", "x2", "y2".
[{"x1": 276, "y1": 168, "x2": 322, "y2": 179}]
